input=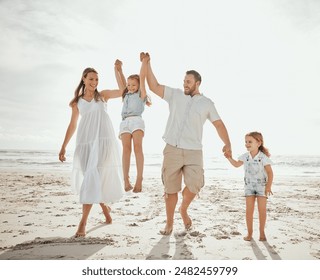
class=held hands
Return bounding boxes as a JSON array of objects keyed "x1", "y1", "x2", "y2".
[
  {"x1": 140, "y1": 52, "x2": 150, "y2": 62},
  {"x1": 114, "y1": 59, "x2": 123, "y2": 71},
  {"x1": 222, "y1": 145, "x2": 232, "y2": 159}
]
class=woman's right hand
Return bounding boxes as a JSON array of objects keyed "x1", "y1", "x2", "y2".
[{"x1": 59, "y1": 147, "x2": 66, "y2": 162}]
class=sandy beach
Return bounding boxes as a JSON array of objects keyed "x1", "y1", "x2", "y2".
[{"x1": 0, "y1": 167, "x2": 319, "y2": 260}]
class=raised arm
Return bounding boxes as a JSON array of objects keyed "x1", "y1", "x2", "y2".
[
  {"x1": 139, "y1": 55, "x2": 148, "y2": 100},
  {"x1": 59, "y1": 104, "x2": 79, "y2": 162},
  {"x1": 212, "y1": 119, "x2": 232, "y2": 158},
  {"x1": 114, "y1": 59, "x2": 126, "y2": 91},
  {"x1": 142, "y1": 52, "x2": 165, "y2": 98},
  {"x1": 100, "y1": 60, "x2": 125, "y2": 101}
]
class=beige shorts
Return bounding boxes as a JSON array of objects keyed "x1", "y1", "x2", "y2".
[
  {"x1": 161, "y1": 144, "x2": 204, "y2": 194},
  {"x1": 119, "y1": 116, "x2": 145, "y2": 139}
]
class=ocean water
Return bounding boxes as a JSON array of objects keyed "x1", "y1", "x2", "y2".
[{"x1": 0, "y1": 150, "x2": 319, "y2": 179}]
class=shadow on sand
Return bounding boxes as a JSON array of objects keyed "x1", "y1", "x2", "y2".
[
  {"x1": 146, "y1": 231, "x2": 194, "y2": 260},
  {"x1": 250, "y1": 239, "x2": 281, "y2": 260},
  {"x1": 0, "y1": 224, "x2": 113, "y2": 260}
]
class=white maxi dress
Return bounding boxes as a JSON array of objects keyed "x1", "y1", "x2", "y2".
[{"x1": 72, "y1": 98, "x2": 124, "y2": 204}]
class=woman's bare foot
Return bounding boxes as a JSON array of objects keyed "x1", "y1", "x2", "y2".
[
  {"x1": 101, "y1": 204, "x2": 112, "y2": 224},
  {"x1": 179, "y1": 207, "x2": 192, "y2": 230},
  {"x1": 243, "y1": 236, "x2": 252, "y2": 241},
  {"x1": 159, "y1": 226, "x2": 173, "y2": 235},
  {"x1": 75, "y1": 221, "x2": 86, "y2": 237}
]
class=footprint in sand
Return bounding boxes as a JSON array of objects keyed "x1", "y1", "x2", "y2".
[{"x1": 128, "y1": 223, "x2": 139, "y2": 227}]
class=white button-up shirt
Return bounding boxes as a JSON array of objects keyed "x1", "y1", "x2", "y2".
[{"x1": 162, "y1": 86, "x2": 221, "y2": 150}]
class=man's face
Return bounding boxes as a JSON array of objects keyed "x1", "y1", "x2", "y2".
[{"x1": 183, "y1": 74, "x2": 197, "y2": 95}]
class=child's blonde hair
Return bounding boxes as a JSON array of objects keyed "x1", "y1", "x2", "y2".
[
  {"x1": 246, "y1": 131, "x2": 270, "y2": 157},
  {"x1": 122, "y1": 74, "x2": 152, "y2": 106}
]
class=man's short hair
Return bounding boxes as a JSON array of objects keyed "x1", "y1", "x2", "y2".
[{"x1": 186, "y1": 70, "x2": 202, "y2": 84}]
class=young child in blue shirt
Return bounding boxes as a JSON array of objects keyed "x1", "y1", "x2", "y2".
[{"x1": 114, "y1": 56, "x2": 151, "y2": 193}]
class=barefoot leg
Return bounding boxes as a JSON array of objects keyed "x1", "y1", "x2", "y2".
[
  {"x1": 160, "y1": 193, "x2": 178, "y2": 235},
  {"x1": 100, "y1": 203, "x2": 112, "y2": 224},
  {"x1": 122, "y1": 134, "x2": 133, "y2": 192},
  {"x1": 257, "y1": 196, "x2": 267, "y2": 241},
  {"x1": 132, "y1": 130, "x2": 144, "y2": 193},
  {"x1": 179, "y1": 187, "x2": 196, "y2": 230},
  {"x1": 133, "y1": 177, "x2": 143, "y2": 193},
  {"x1": 244, "y1": 196, "x2": 255, "y2": 241},
  {"x1": 76, "y1": 204, "x2": 92, "y2": 237}
]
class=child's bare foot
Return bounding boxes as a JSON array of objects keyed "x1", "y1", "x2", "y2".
[
  {"x1": 75, "y1": 221, "x2": 86, "y2": 237},
  {"x1": 124, "y1": 183, "x2": 133, "y2": 192},
  {"x1": 259, "y1": 231, "x2": 267, "y2": 241},
  {"x1": 133, "y1": 185, "x2": 142, "y2": 193},
  {"x1": 243, "y1": 236, "x2": 252, "y2": 241},
  {"x1": 179, "y1": 207, "x2": 192, "y2": 230},
  {"x1": 133, "y1": 178, "x2": 142, "y2": 193}
]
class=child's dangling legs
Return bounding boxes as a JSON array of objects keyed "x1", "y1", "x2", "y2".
[
  {"x1": 132, "y1": 130, "x2": 144, "y2": 193},
  {"x1": 121, "y1": 133, "x2": 133, "y2": 191}
]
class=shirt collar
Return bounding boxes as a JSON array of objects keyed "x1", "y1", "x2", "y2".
[{"x1": 249, "y1": 151, "x2": 261, "y2": 160}]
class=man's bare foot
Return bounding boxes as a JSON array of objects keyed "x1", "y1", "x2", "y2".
[
  {"x1": 243, "y1": 236, "x2": 252, "y2": 241},
  {"x1": 179, "y1": 207, "x2": 192, "y2": 230},
  {"x1": 159, "y1": 226, "x2": 173, "y2": 235},
  {"x1": 75, "y1": 221, "x2": 86, "y2": 237}
]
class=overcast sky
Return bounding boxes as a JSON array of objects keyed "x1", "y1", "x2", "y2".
[{"x1": 0, "y1": 0, "x2": 319, "y2": 157}]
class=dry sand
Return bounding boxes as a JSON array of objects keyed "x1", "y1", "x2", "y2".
[{"x1": 0, "y1": 170, "x2": 319, "y2": 260}]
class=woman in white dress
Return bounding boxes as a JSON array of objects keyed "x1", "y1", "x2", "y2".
[{"x1": 59, "y1": 66, "x2": 124, "y2": 237}]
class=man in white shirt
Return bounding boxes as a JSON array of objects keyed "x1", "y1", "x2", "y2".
[{"x1": 141, "y1": 53, "x2": 232, "y2": 235}]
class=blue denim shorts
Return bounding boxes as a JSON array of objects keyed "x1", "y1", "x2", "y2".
[{"x1": 244, "y1": 182, "x2": 266, "y2": 197}]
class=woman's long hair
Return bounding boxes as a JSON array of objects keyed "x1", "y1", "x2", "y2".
[
  {"x1": 69, "y1": 67, "x2": 101, "y2": 106},
  {"x1": 246, "y1": 131, "x2": 270, "y2": 157}
]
